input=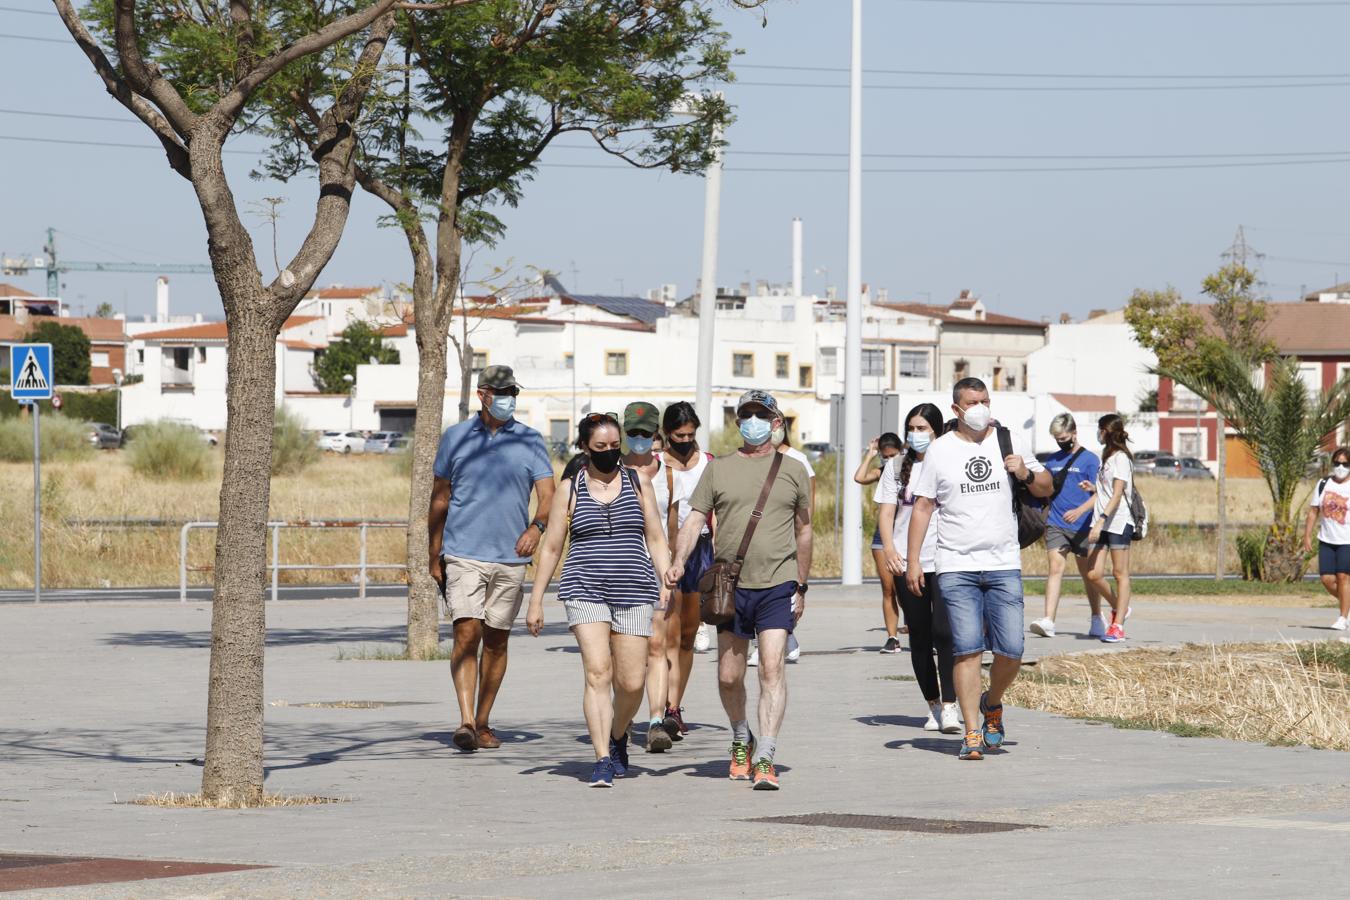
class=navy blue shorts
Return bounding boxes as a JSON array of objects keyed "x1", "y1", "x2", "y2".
[
  {"x1": 870, "y1": 526, "x2": 883, "y2": 551},
  {"x1": 1096, "y1": 524, "x2": 1134, "y2": 549},
  {"x1": 718, "y1": 580, "x2": 798, "y2": 639},
  {"x1": 1319, "y1": 542, "x2": 1350, "y2": 576},
  {"x1": 678, "y1": 534, "x2": 714, "y2": 594}
]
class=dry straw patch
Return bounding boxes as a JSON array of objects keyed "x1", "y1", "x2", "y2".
[
  {"x1": 1007, "y1": 642, "x2": 1350, "y2": 751},
  {"x1": 130, "y1": 792, "x2": 344, "y2": 809}
]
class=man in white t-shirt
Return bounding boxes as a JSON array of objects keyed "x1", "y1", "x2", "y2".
[{"x1": 905, "y1": 377, "x2": 1051, "y2": 761}]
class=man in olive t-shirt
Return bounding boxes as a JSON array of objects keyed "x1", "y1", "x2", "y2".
[{"x1": 667, "y1": 389, "x2": 813, "y2": 791}]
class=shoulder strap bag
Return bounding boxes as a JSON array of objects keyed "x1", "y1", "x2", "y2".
[
  {"x1": 696, "y1": 453, "x2": 783, "y2": 626},
  {"x1": 996, "y1": 426, "x2": 1047, "y2": 548}
]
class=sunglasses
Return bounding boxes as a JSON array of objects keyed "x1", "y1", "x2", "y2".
[
  {"x1": 482, "y1": 386, "x2": 520, "y2": 397},
  {"x1": 581, "y1": 412, "x2": 620, "y2": 426},
  {"x1": 626, "y1": 430, "x2": 655, "y2": 439}
]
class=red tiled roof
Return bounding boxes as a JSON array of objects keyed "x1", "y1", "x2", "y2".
[
  {"x1": 1196, "y1": 302, "x2": 1350, "y2": 355},
  {"x1": 1052, "y1": 392, "x2": 1118, "y2": 411},
  {"x1": 306, "y1": 286, "x2": 381, "y2": 299},
  {"x1": 0, "y1": 315, "x2": 127, "y2": 343},
  {"x1": 281, "y1": 340, "x2": 324, "y2": 351},
  {"x1": 137, "y1": 316, "x2": 321, "y2": 342},
  {"x1": 0, "y1": 282, "x2": 37, "y2": 298},
  {"x1": 378, "y1": 324, "x2": 409, "y2": 337},
  {"x1": 878, "y1": 302, "x2": 1045, "y2": 329}
]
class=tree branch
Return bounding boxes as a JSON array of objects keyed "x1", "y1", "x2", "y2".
[
  {"x1": 50, "y1": 0, "x2": 191, "y2": 179},
  {"x1": 229, "y1": 0, "x2": 258, "y2": 79},
  {"x1": 107, "y1": 0, "x2": 200, "y2": 135}
]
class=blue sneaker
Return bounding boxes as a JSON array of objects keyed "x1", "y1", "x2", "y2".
[
  {"x1": 980, "y1": 691, "x2": 1006, "y2": 749},
  {"x1": 589, "y1": 757, "x2": 615, "y2": 788},
  {"x1": 608, "y1": 732, "x2": 630, "y2": 777}
]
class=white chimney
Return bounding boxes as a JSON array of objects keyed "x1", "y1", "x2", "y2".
[
  {"x1": 791, "y1": 218, "x2": 803, "y2": 297},
  {"x1": 155, "y1": 276, "x2": 170, "y2": 322}
]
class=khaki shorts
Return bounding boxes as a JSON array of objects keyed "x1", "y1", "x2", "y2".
[{"x1": 442, "y1": 556, "x2": 527, "y2": 630}]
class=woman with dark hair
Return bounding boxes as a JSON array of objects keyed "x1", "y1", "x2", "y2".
[
  {"x1": 1304, "y1": 445, "x2": 1350, "y2": 630},
  {"x1": 878, "y1": 404, "x2": 959, "y2": 733},
  {"x1": 854, "y1": 433, "x2": 906, "y2": 651},
  {"x1": 651, "y1": 401, "x2": 715, "y2": 740},
  {"x1": 1082, "y1": 413, "x2": 1135, "y2": 643},
  {"x1": 526, "y1": 412, "x2": 671, "y2": 787}
]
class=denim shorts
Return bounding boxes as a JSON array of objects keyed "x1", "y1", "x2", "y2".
[
  {"x1": 718, "y1": 580, "x2": 798, "y2": 639},
  {"x1": 936, "y1": 570, "x2": 1025, "y2": 661},
  {"x1": 1097, "y1": 524, "x2": 1135, "y2": 549},
  {"x1": 1320, "y1": 542, "x2": 1350, "y2": 576}
]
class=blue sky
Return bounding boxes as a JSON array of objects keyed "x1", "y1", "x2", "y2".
[{"x1": 3, "y1": 0, "x2": 1350, "y2": 322}]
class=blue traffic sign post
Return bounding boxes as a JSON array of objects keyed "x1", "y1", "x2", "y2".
[{"x1": 10, "y1": 343, "x2": 53, "y2": 604}]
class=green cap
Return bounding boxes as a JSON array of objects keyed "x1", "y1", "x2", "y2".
[
  {"x1": 478, "y1": 365, "x2": 519, "y2": 391},
  {"x1": 623, "y1": 402, "x2": 660, "y2": 434}
]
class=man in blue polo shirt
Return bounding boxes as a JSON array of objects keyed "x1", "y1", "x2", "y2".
[{"x1": 430, "y1": 365, "x2": 555, "y2": 752}]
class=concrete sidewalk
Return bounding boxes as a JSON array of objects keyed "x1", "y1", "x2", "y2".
[{"x1": 1, "y1": 588, "x2": 1345, "y2": 897}]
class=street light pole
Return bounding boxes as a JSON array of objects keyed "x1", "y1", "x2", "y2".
[
  {"x1": 841, "y1": 0, "x2": 864, "y2": 585},
  {"x1": 695, "y1": 98, "x2": 724, "y2": 447}
]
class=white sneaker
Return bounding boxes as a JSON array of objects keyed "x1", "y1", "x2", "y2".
[
  {"x1": 924, "y1": 703, "x2": 941, "y2": 732},
  {"x1": 940, "y1": 702, "x2": 962, "y2": 734},
  {"x1": 1332, "y1": 616, "x2": 1348, "y2": 631},
  {"x1": 1029, "y1": 617, "x2": 1056, "y2": 638},
  {"x1": 786, "y1": 634, "x2": 801, "y2": 662},
  {"x1": 747, "y1": 644, "x2": 759, "y2": 667},
  {"x1": 1088, "y1": 613, "x2": 1108, "y2": 639},
  {"x1": 693, "y1": 623, "x2": 711, "y2": 653}
]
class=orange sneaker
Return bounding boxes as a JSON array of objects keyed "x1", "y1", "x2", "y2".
[
  {"x1": 728, "y1": 736, "x2": 755, "y2": 780},
  {"x1": 751, "y1": 759, "x2": 779, "y2": 790},
  {"x1": 959, "y1": 730, "x2": 984, "y2": 761}
]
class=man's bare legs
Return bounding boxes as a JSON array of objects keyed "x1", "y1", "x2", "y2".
[{"x1": 953, "y1": 651, "x2": 1020, "y2": 729}]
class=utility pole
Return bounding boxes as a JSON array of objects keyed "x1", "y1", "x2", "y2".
[
  {"x1": 841, "y1": 0, "x2": 864, "y2": 585},
  {"x1": 694, "y1": 102, "x2": 724, "y2": 448}
]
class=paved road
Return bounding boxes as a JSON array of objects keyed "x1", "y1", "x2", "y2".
[{"x1": 1, "y1": 588, "x2": 1345, "y2": 897}]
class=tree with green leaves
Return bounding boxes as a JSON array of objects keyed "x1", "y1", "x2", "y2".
[
  {"x1": 94, "y1": 301, "x2": 117, "y2": 318},
  {"x1": 1129, "y1": 264, "x2": 1345, "y2": 581},
  {"x1": 261, "y1": 0, "x2": 763, "y2": 658},
  {"x1": 312, "y1": 321, "x2": 400, "y2": 393},
  {"x1": 26, "y1": 320, "x2": 92, "y2": 385},
  {"x1": 52, "y1": 0, "x2": 476, "y2": 805}
]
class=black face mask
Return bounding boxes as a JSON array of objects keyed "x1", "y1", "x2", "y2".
[
  {"x1": 668, "y1": 438, "x2": 696, "y2": 458},
  {"x1": 591, "y1": 448, "x2": 622, "y2": 473},
  {"x1": 1057, "y1": 439, "x2": 1074, "y2": 453}
]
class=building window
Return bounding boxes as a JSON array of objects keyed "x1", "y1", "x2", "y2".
[
  {"x1": 137, "y1": 349, "x2": 144, "y2": 364},
  {"x1": 862, "y1": 348, "x2": 885, "y2": 378},
  {"x1": 606, "y1": 351, "x2": 628, "y2": 376},
  {"x1": 91, "y1": 351, "x2": 110, "y2": 368},
  {"x1": 1177, "y1": 429, "x2": 1204, "y2": 459},
  {"x1": 953, "y1": 359, "x2": 969, "y2": 381},
  {"x1": 1298, "y1": 363, "x2": 1321, "y2": 400},
  {"x1": 733, "y1": 352, "x2": 754, "y2": 378},
  {"x1": 775, "y1": 353, "x2": 789, "y2": 380},
  {"x1": 564, "y1": 353, "x2": 574, "y2": 370},
  {"x1": 820, "y1": 347, "x2": 838, "y2": 376},
  {"x1": 1171, "y1": 383, "x2": 1205, "y2": 411},
  {"x1": 197, "y1": 346, "x2": 207, "y2": 364},
  {"x1": 799, "y1": 365, "x2": 814, "y2": 389},
  {"x1": 471, "y1": 351, "x2": 488, "y2": 374},
  {"x1": 898, "y1": 350, "x2": 928, "y2": 379}
]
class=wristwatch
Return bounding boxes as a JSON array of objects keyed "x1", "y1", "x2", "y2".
[
  {"x1": 797, "y1": 583, "x2": 809, "y2": 596},
  {"x1": 531, "y1": 519, "x2": 546, "y2": 534},
  {"x1": 1019, "y1": 470, "x2": 1036, "y2": 487}
]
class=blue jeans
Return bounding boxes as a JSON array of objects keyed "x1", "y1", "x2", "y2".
[{"x1": 936, "y1": 570, "x2": 1025, "y2": 661}]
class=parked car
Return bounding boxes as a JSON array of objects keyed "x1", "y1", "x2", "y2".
[
  {"x1": 801, "y1": 441, "x2": 835, "y2": 461},
  {"x1": 364, "y1": 431, "x2": 405, "y2": 453},
  {"x1": 387, "y1": 437, "x2": 409, "y2": 453},
  {"x1": 318, "y1": 430, "x2": 366, "y2": 454},
  {"x1": 1133, "y1": 451, "x2": 1178, "y2": 476},
  {"x1": 83, "y1": 422, "x2": 122, "y2": 450},
  {"x1": 163, "y1": 418, "x2": 219, "y2": 446},
  {"x1": 1172, "y1": 457, "x2": 1215, "y2": 480}
]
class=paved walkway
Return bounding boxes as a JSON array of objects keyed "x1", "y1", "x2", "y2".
[{"x1": 1, "y1": 588, "x2": 1346, "y2": 897}]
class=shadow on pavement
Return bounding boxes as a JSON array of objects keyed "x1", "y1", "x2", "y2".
[
  {"x1": 853, "y1": 714, "x2": 929, "y2": 729},
  {"x1": 105, "y1": 621, "x2": 576, "y2": 649}
]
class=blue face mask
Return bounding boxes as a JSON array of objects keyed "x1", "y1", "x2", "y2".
[
  {"x1": 907, "y1": 431, "x2": 931, "y2": 454},
  {"x1": 628, "y1": 435, "x2": 654, "y2": 455},
  {"x1": 739, "y1": 415, "x2": 772, "y2": 446},
  {"x1": 488, "y1": 394, "x2": 516, "y2": 420}
]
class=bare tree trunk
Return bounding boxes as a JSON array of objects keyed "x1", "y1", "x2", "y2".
[
  {"x1": 1216, "y1": 412, "x2": 1227, "y2": 580},
  {"x1": 406, "y1": 324, "x2": 450, "y2": 659}
]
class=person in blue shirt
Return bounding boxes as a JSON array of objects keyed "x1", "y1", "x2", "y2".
[
  {"x1": 1029, "y1": 413, "x2": 1107, "y2": 639},
  {"x1": 429, "y1": 365, "x2": 556, "y2": 752}
]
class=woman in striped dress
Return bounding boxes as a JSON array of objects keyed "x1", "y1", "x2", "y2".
[{"x1": 527, "y1": 412, "x2": 671, "y2": 787}]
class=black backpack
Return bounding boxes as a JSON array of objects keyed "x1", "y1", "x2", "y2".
[{"x1": 995, "y1": 426, "x2": 1046, "y2": 549}]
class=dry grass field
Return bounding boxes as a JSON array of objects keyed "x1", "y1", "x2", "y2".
[
  {"x1": 0, "y1": 450, "x2": 1311, "y2": 590},
  {"x1": 1007, "y1": 642, "x2": 1350, "y2": 751}
]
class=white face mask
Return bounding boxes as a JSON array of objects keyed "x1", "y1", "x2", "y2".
[
  {"x1": 1335, "y1": 464, "x2": 1350, "y2": 480},
  {"x1": 960, "y1": 403, "x2": 992, "y2": 432}
]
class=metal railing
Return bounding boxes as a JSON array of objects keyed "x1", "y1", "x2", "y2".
[{"x1": 179, "y1": 519, "x2": 408, "y2": 603}]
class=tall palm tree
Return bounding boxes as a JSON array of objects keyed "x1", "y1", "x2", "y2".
[{"x1": 1158, "y1": 349, "x2": 1350, "y2": 581}]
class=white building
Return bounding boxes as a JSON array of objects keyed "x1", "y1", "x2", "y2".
[{"x1": 1026, "y1": 309, "x2": 1158, "y2": 416}]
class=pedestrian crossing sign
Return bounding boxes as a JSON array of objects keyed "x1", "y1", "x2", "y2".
[{"x1": 10, "y1": 343, "x2": 54, "y2": 401}]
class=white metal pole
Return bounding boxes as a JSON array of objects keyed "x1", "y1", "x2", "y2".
[
  {"x1": 695, "y1": 111, "x2": 724, "y2": 448},
  {"x1": 33, "y1": 403, "x2": 41, "y2": 604},
  {"x1": 792, "y1": 218, "x2": 804, "y2": 297},
  {"x1": 841, "y1": 0, "x2": 864, "y2": 585}
]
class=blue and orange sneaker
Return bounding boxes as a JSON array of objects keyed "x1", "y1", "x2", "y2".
[
  {"x1": 980, "y1": 691, "x2": 1005, "y2": 749},
  {"x1": 729, "y1": 733, "x2": 756, "y2": 781},
  {"x1": 608, "y1": 731, "x2": 630, "y2": 776},
  {"x1": 751, "y1": 759, "x2": 780, "y2": 790},
  {"x1": 958, "y1": 730, "x2": 984, "y2": 761},
  {"x1": 589, "y1": 757, "x2": 615, "y2": 787}
]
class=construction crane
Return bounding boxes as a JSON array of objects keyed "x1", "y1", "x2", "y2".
[{"x1": 1, "y1": 227, "x2": 211, "y2": 298}]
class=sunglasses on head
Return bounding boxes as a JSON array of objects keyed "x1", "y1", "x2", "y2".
[{"x1": 581, "y1": 412, "x2": 620, "y2": 426}]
